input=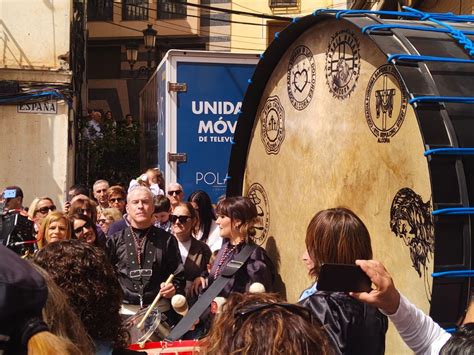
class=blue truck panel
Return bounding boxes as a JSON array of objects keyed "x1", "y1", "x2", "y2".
[{"x1": 176, "y1": 62, "x2": 255, "y2": 202}]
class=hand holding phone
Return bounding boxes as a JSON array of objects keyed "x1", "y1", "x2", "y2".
[{"x1": 317, "y1": 263, "x2": 372, "y2": 293}]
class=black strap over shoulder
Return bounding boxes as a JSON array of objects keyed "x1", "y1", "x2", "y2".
[{"x1": 165, "y1": 243, "x2": 257, "y2": 341}]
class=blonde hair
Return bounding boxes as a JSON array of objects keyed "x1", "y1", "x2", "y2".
[
  {"x1": 100, "y1": 207, "x2": 122, "y2": 222},
  {"x1": 27, "y1": 331, "x2": 79, "y2": 355},
  {"x1": 37, "y1": 212, "x2": 71, "y2": 249},
  {"x1": 28, "y1": 197, "x2": 54, "y2": 220}
]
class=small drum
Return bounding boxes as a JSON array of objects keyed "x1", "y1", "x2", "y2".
[
  {"x1": 227, "y1": 8, "x2": 473, "y2": 353},
  {"x1": 128, "y1": 340, "x2": 202, "y2": 355}
]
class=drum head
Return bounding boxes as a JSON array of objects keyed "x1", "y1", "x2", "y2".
[
  {"x1": 238, "y1": 19, "x2": 434, "y2": 353},
  {"x1": 125, "y1": 307, "x2": 165, "y2": 344}
]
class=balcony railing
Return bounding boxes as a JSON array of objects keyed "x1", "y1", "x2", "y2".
[
  {"x1": 123, "y1": 0, "x2": 149, "y2": 21},
  {"x1": 269, "y1": 0, "x2": 298, "y2": 8},
  {"x1": 157, "y1": 0, "x2": 187, "y2": 20},
  {"x1": 88, "y1": 0, "x2": 114, "y2": 21}
]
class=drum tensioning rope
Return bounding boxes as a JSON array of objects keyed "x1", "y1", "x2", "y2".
[
  {"x1": 424, "y1": 148, "x2": 474, "y2": 157},
  {"x1": 314, "y1": 8, "x2": 474, "y2": 23},
  {"x1": 362, "y1": 24, "x2": 474, "y2": 37},
  {"x1": 431, "y1": 268, "x2": 474, "y2": 332},
  {"x1": 313, "y1": 7, "x2": 474, "y2": 57},
  {"x1": 432, "y1": 270, "x2": 474, "y2": 278},
  {"x1": 387, "y1": 54, "x2": 474, "y2": 65},
  {"x1": 409, "y1": 96, "x2": 474, "y2": 104},
  {"x1": 431, "y1": 207, "x2": 474, "y2": 216}
]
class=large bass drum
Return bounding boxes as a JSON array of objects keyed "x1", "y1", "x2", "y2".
[{"x1": 227, "y1": 8, "x2": 473, "y2": 353}]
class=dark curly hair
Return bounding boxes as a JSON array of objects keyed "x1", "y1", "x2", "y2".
[{"x1": 34, "y1": 240, "x2": 128, "y2": 348}]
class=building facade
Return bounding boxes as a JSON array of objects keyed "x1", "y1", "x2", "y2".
[
  {"x1": 229, "y1": 0, "x2": 474, "y2": 53},
  {"x1": 86, "y1": 0, "x2": 230, "y2": 124},
  {"x1": 0, "y1": 0, "x2": 78, "y2": 206}
]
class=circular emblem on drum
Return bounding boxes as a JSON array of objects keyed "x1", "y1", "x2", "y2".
[
  {"x1": 246, "y1": 183, "x2": 270, "y2": 246},
  {"x1": 365, "y1": 64, "x2": 408, "y2": 143},
  {"x1": 260, "y1": 96, "x2": 285, "y2": 155},
  {"x1": 287, "y1": 45, "x2": 316, "y2": 111},
  {"x1": 325, "y1": 29, "x2": 361, "y2": 100}
]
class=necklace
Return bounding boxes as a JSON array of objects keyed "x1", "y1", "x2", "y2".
[
  {"x1": 130, "y1": 227, "x2": 151, "y2": 266},
  {"x1": 213, "y1": 241, "x2": 242, "y2": 279}
]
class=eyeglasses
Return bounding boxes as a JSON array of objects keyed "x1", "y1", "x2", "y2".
[
  {"x1": 169, "y1": 214, "x2": 191, "y2": 224},
  {"x1": 37, "y1": 205, "x2": 56, "y2": 214},
  {"x1": 234, "y1": 302, "x2": 313, "y2": 323},
  {"x1": 97, "y1": 218, "x2": 107, "y2": 225},
  {"x1": 167, "y1": 190, "x2": 182, "y2": 196},
  {"x1": 74, "y1": 221, "x2": 92, "y2": 235},
  {"x1": 109, "y1": 197, "x2": 125, "y2": 203}
]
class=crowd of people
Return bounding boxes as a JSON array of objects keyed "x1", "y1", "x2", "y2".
[{"x1": 0, "y1": 173, "x2": 473, "y2": 354}]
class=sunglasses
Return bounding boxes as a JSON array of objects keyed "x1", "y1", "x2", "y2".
[
  {"x1": 167, "y1": 190, "x2": 182, "y2": 196},
  {"x1": 169, "y1": 214, "x2": 191, "y2": 224},
  {"x1": 109, "y1": 197, "x2": 125, "y2": 203},
  {"x1": 234, "y1": 302, "x2": 313, "y2": 323},
  {"x1": 74, "y1": 221, "x2": 92, "y2": 235},
  {"x1": 97, "y1": 218, "x2": 108, "y2": 224},
  {"x1": 37, "y1": 205, "x2": 56, "y2": 214}
]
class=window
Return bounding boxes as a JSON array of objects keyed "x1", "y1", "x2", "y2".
[
  {"x1": 87, "y1": 47, "x2": 121, "y2": 79},
  {"x1": 122, "y1": 0, "x2": 149, "y2": 21},
  {"x1": 157, "y1": 0, "x2": 186, "y2": 20},
  {"x1": 269, "y1": 0, "x2": 298, "y2": 8},
  {"x1": 88, "y1": 0, "x2": 113, "y2": 21}
]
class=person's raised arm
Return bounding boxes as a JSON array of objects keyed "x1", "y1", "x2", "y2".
[{"x1": 351, "y1": 260, "x2": 450, "y2": 354}]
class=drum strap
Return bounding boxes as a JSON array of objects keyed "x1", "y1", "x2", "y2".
[
  {"x1": 165, "y1": 244, "x2": 257, "y2": 341},
  {"x1": 124, "y1": 228, "x2": 156, "y2": 307}
]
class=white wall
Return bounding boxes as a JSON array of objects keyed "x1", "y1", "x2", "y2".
[
  {"x1": 0, "y1": 100, "x2": 72, "y2": 207},
  {"x1": 0, "y1": 0, "x2": 70, "y2": 69}
]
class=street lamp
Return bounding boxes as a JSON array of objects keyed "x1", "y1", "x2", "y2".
[
  {"x1": 126, "y1": 24, "x2": 157, "y2": 79},
  {"x1": 125, "y1": 42, "x2": 139, "y2": 71}
]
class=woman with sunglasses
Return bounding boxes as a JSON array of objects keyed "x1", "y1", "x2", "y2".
[
  {"x1": 171, "y1": 202, "x2": 212, "y2": 299},
  {"x1": 68, "y1": 197, "x2": 107, "y2": 247},
  {"x1": 28, "y1": 197, "x2": 57, "y2": 236},
  {"x1": 37, "y1": 211, "x2": 72, "y2": 249},
  {"x1": 191, "y1": 196, "x2": 275, "y2": 298},
  {"x1": 107, "y1": 185, "x2": 127, "y2": 214},
  {"x1": 298, "y1": 207, "x2": 388, "y2": 354},
  {"x1": 97, "y1": 208, "x2": 122, "y2": 235},
  {"x1": 69, "y1": 213, "x2": 103, "y2": 248}
]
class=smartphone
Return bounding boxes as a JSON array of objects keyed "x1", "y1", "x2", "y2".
[
  {"x1": 317, "y1": 263, "x2": 372, "y2": 293},
  {"x1": 3, "y1": 189, "x2": 17, "y2": 199}
]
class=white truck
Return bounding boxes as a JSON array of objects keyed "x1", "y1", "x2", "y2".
[{"x1": 139, "y1": 50, "x2": 259, "y2": 201}]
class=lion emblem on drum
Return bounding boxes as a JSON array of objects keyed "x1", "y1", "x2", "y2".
[
  {"x1": 325, "y1": 29, "x2": 361, "y2": 100},
  {"x1": 246, "y1": 183, "x2": 270, "y2": 246},
  {"x1": 390, "y1": 188, "x2": 434, "y2": 300}
]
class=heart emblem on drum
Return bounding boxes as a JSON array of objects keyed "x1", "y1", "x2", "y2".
[{"x1": 293, "y1": 69, "x2": 308, "y2": 93}]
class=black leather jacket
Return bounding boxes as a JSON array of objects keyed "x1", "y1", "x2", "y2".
[
  {"x1": 299, "y1": 291, "x2": 388, "y2": 354},
  {"x1": 106, "y1": 226, "x2": 185, "y2": 305}
]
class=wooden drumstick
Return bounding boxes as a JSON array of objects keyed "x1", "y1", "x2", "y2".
[{"x1": 137, "y1": 274, "x2": 174, "y2": 329}]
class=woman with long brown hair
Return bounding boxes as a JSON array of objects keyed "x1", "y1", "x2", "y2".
[{"x1": 191, "y1": 196, "x2": 275, "y2": 297}]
